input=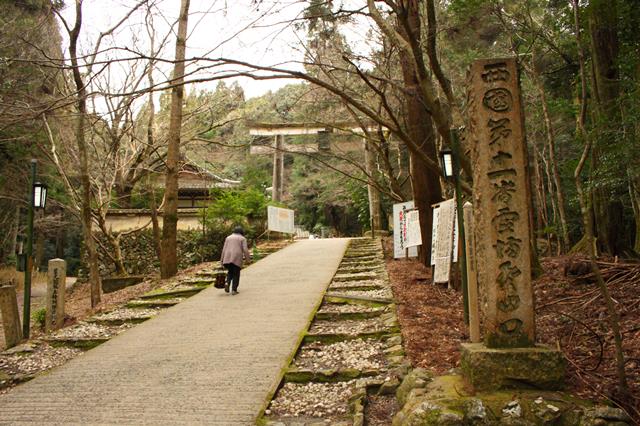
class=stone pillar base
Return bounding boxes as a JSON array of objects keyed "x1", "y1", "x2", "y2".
[{"x1": 460, "y1": 343, "x2": 565, "y2": 392}]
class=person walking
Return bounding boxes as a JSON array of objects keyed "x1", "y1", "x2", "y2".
[{"x1": 220, "y1": 226, "x2": 251, "y2": 295}]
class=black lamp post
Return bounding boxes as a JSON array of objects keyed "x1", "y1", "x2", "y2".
[
  {"x1": 23, "y1": 160, "x2": 47, "y2": 339},
  {"x1": 441, "y1": 130, "x2": 469, "y2": 325}
]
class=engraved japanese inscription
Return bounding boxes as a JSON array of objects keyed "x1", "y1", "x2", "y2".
[{"x1": 469, "y1": 57, "x2": 535, "y2": 348}]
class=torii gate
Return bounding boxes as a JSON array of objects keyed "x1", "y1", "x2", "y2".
[{"x1": 248, "y1": 123, "x2": 383, "y2": 231}]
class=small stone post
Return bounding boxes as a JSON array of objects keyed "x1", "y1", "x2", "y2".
[
  {"x1": 45, "y1": 259, "x2": 66, "y2": 332},
  {"x1": 461, "y1": 57, "x2": 564, "y2": 391},
  {"x1": 463, "y1": 202, "x2": 480, "y2": 343},
  {"x1": 0, "y1": 281, "x2": 22, "y2": 348}
]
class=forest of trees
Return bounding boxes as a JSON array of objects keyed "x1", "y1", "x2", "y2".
[{"x1": 1, "y1": 0, "x2": 638, "y2": 303}]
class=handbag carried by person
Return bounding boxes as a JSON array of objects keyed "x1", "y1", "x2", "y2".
[{"x1": 214, "y1": 273, "x2": 226, "y2": 289}]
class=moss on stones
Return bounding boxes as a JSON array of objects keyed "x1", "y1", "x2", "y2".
[
  {"x1": 46, "y1": 337, "x2": 109, "y2": 350},
  {"x1": 396, "y1": 367, "x2": 434, "y2": 407},
  {"x1": 393, "y1": 373, "x2": 632, "y2": 426}
]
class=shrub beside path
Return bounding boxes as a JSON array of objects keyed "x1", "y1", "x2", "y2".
[{"x1": 0, "y1": 239, "x2": 349, "y2": 425}]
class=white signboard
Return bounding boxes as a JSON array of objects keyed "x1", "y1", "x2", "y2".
[
  {"x1": 267, "y1": 206, "x2": 295, "y2": 234},
  {"x1": 430, "y1": 206, "x2": 441, "y2": 266},
  {"x1": 453, "y1": 206, "x2": 459, "y2": 263},
  {"x1": 393, "y1": 201, "x2": 419, "y2": 259},
  {"x1": 405, "y1": 210, "x2": 422, "y2": 248},
  {"x1": 432, "y1": 199, "x2": 456, "y2": 283}
]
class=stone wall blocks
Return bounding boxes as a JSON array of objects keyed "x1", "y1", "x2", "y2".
[
  {"x1": 579, "y1": 407, "x2": 632, "y2": 426},
  {"x1": 463, "y1": 398, "x2": 490, "y2": 425},
  {"x1": 395, "y1": 368, "x2": 434, "y2": 407},
  {"x1": 377, "y1": 377, "x2": 401, "y2": 396},
  {"x1": 392, "y1": 399, "x2": 464, "y2": 426}
]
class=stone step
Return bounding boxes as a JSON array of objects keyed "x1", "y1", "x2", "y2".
[
  {"x1": 329, "y1": 284, "x2": 385, "y2": 292},
  {"x1": 85, "y1": 316, "x2": 153, "y2": 326},
  {"x1": 284, "y1": 367, "x2": 380, "y2": 383},
  {"x1": 324, "y1": 293, "x2": 393, "y2": 305},
  {"x1": 303, "y1": 330, "x2": 397, "y2": 344},
  {"x1": 332, "y1": 272, "x2": 380, "y2": 282},
  {"x1": 336, "y1": 267, "x2": 384, "y2": 275},
  {"x1": 314, "y1": 310, "x2": 385, "y2": 321},
  {"x1": 126, "y1": 299, "x2": 182, "y2": 309},
  {"x1": 139, "y1": 287, "x2": 203, "y2": 300},
  {"x1": 45, "y1": 337, "x2": 110, "y2": 350}
]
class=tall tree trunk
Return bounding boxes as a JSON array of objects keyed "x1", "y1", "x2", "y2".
[
  {"x1": 9, "y1": 205, "x2": 20, "y2": 263},
  {"x1": 364, "y1": 139, "x2": 382, "y2": 230},
  {"x1": 532, "y1": 146, "x2": 548, "y2": 240},
  {"x1": 34, "y1": 223, "x2": 44, "y2": 270},
  {"x1": 55, "y1": 224, "x2": 65, "y2": 259},
  {"x1": 146, "y1": 55, "x2": 162, "y2": 262},
  {"x1": 630, "y1": 174, "x2": 640, "y2": 253},
  {"x1": 529, "y1": 64, "x2": 570, "y2": 251},
  {"x1": 572, "y1": 0, "x2": 630, "y2": 401},
  {"x1": 397, "y1": 0, "x2": 442, "y2": 265},
  {"x1": 69, "y1": 0, "x2": 100, "y2": 306},
  {"x1": 149, "y1": 179, "x2": 162, "y2": 261},
  {"x1": 160, "y1": 0, "x2": 190, "y2": 279},
  {"x1": 588, "y1": 0, "x2": 626, "y2": 255}
]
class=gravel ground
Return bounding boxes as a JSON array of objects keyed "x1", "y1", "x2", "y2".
[
  {"x1": 91, "y1": 307, "x2": 160, "y2": 322},
  {"x1": 364, "y1": 395, "x2": 400, "y2": 425},
  {"x1": 329, "y1": 288, "x2": 393, "y2": 299},
  {"x1": 50, "y1": 322, "x2": 133, "y2": 340},
  {"x1": 318, "y1": 303, "x2": 385, "y2": 314},
  {"x1": 266, "y1": 381, "x2": 356, "y2": 419},
  {"x1": 0, "y1": 343, "x2": 81, "y2": 378},
  {"x1": 294, "y1": 339, "x2": 387, "y2": 371},
  {"x1": 309, "y1": 318, "x2": 386, "y2": 335}
]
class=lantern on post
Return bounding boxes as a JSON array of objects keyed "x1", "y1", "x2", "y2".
[
  {"x1": 33, "y1": 182, "x2": 47, "y2": 209},
  {"x1": 440, "y1": 148, "x2": 454, "y2": 180}
]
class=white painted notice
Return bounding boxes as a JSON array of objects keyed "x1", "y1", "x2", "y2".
[
  {"x1": 267, "y1": 206, "x2": 295, "y2": 234},
  {"x1": 430, "y1": 206, "x2": 441, "y2": 266},
  {"x1": 432, "y1": 199, "x2": 456, "y2": 283},
  {"x1": 393, "y1": 201, "x2": 419, "y2": 259},
  {"x1": 405, "y1": 210, "x2": 422, "y2": 248}
]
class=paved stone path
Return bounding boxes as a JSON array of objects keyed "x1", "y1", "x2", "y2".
[{"x1": 0, "y1": 239, "x2": 349, "y2": 425}]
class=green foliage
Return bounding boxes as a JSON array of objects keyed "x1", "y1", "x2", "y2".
[
  {"x1": 203, "y1": 187, "x2": 270, "y2": 233},
  {"x1": 32, "y1": 307, "x2": 46, "y2": 330}
]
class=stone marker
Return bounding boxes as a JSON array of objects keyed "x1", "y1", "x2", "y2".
[
  {"x1": 461, "y1": 57, "x2": 564, "y2": 391},
  {"x1": 468, "y1": 57, "x2": 535, "y2": 348},
  {"x1": 463, "y1": 202, "x2": 480, "y2": 343},
  {"x1": 0, "y1": 282, "x2": 22, "y2": 348},
  {"x1": 46, "y1": 259, "x2": 66, "y2": 332}
]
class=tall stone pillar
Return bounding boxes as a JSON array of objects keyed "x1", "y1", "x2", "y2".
[
  {"x1": 461, "y1": 58, "x2": 564, "y2": 391},
  {"x1": 468, "y1": 58, "x2": 535, "y2": 348},
  {"x1": 46, "y1": 258, "x2": 66, "y2": 332},
  {"x1": 272, "y1": 135, "x2": 284, "y2": 203}
]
